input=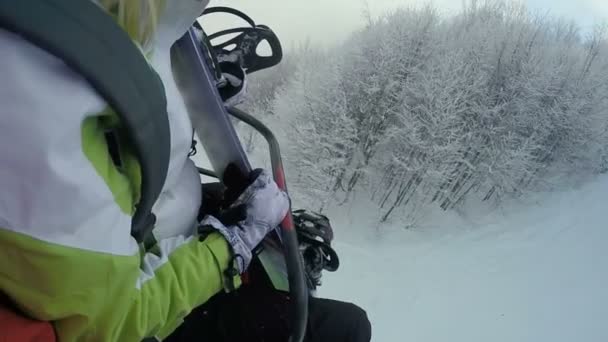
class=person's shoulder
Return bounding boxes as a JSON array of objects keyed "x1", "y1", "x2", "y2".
[{"x1": 0, "y1": 28, "x2": 108, "y2": 119}]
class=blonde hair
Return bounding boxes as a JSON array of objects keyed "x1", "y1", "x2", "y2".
[{"x1": 99, "y1": 0, "x2": 166, "y2": 53}]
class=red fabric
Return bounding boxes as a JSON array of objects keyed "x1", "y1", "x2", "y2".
[{"x1": 0, "y1": 303, "x2": 55, "y2": 342}]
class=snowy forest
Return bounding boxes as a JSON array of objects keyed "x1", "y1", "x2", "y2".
[{"x1": 237, "y1": 0, "x2": 608, "y2": 225}]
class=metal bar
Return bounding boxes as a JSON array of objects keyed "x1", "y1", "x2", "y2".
[
  {"x1": 197, "y1": 167, "x2": 218, "y2": 179},
  {"x1": 228, "y1": 106, "x2": 308, "y2": 342},
  {"x1": 172, "y1": 28, "x2": 308, "y2": 342}
]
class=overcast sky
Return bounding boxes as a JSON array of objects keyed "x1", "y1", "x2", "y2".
[{"x1": 206, "y1": 0, "x2": 608, "y2": 49}]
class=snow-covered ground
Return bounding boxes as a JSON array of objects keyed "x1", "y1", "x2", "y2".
[
  {"x1": 194, "y1": 137, "x2": 608, "y2": 341},
  {"x1": 321, "y1": 175, "x2": 608, "y2": 342}
]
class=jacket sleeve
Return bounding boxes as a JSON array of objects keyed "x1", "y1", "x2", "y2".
[
  {"x1": 0, "y1": 29, "x2": 238, "y2": 341},
  {"x1": 0, "y1": 230, "x2": 239, "y2": 341}
]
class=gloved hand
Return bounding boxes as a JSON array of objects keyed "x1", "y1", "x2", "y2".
[{"x1": 199, "y1": 165, "x2": 289, "y2": 273}]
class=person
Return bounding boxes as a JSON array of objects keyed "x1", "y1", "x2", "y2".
[
  {"x1": 0, "y1": 1, "x2": 371, "y2": 341},
  {"x1": 166, "y1": 207, "x2": 372, "y2": 342}
]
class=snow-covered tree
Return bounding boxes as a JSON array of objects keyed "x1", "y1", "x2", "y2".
[
  {"x1": 273, "y1": 49, "x2": 358, "y2": 210},
  {"x1": 258, "y1": 0, "x2": 608, "y2": 224}
]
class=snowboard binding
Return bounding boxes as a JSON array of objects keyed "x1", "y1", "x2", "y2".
[
  {"x1": 195, "y1": 7, "x2": 283, "y2": 80},
  {"x1": 192, "y1": 7, "x2": 283, "y2": 106},
  {"x1": 293, "y1": 210, "x2": 340, "y2": 290}
]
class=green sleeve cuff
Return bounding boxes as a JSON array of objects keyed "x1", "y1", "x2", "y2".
[{"x1": 202, "y1": 233, "x2": 242, "y2": 292}]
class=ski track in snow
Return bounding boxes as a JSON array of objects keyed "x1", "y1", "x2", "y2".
[{"x1": 320, "y1": 175, "x2": 608, "y2": 342}]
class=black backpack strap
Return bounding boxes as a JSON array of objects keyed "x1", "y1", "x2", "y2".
[{"x1": 0, "y1": 0, "x2": 170, "y2": 243}]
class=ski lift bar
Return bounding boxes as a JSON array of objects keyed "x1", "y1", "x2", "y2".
[
  {"x1": 228, "y1": 106, "x2": 308, "y2": 342},
  {"x1": 197, "y1": 167, "x2": 218, "y2": 179},
  {"x1": 173, "y1": 28, "x2": 308, "y2": 342},
  {"x1": 227, "y1": 108, "x2": 289, "y2": 199}
]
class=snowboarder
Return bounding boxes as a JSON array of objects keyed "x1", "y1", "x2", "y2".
[{"x1": 0, "y1": 0, "x2": 371, "y2": 341}]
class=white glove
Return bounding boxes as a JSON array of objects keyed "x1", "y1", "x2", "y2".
[{"x1": 200, "y1": 169, "x2": 289, "y2": 273}]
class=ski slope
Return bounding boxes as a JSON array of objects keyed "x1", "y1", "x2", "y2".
[{"x1": 320, "y1": 175, "x2": 608, "y2": 342}]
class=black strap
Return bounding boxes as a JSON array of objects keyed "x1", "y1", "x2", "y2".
[{"x1": 0, "y1": 0, "x2": 170, "y2": 242}]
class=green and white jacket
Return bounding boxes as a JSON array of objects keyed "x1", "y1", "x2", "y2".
[{"x1": 0, "y1": 1, "x2": 239, "y2": 340}]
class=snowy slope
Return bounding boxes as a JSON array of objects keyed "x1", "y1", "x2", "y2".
[{"x1": 320, "y1": 175, "x2": 608, "y2": 342}]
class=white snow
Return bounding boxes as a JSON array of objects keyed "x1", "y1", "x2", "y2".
[{"x1": 320, "y1": 175, "x2": 608, "y2": 342}]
